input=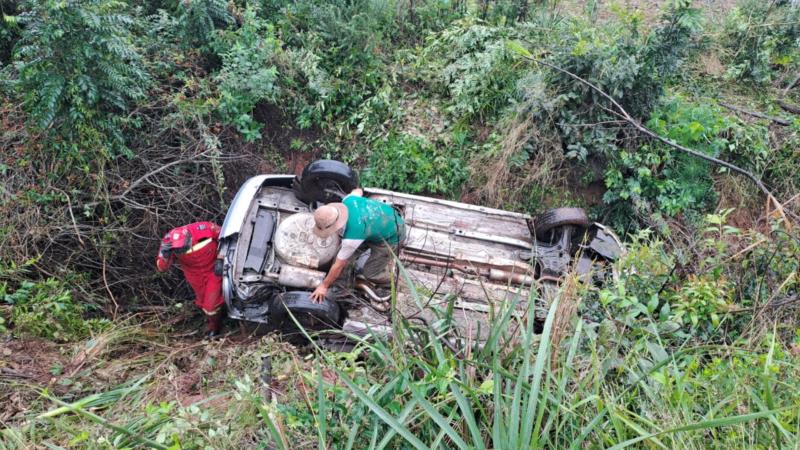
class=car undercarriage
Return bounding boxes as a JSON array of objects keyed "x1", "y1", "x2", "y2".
[{"x1": 218, "y1": 161, "x2": 624, "y2": 344}]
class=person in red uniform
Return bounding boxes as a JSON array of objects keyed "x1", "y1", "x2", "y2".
[{"x1": 156, "y1": 221, "x2": 224, "y2": 338}]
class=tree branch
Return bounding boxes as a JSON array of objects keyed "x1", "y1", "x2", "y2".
[
  {"x1": 719, "y1": 102, "x2": 790, "y2": 126},
  {"x1": 521, "y1": 55, "x2": 792, "y2": 226},
  {"x1": 776, "y1": 99, "x2": 800, "y2": 115}
]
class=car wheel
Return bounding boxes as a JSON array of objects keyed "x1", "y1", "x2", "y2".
[
  {"x1": 273, "y1": 291, "x2": 343, "y2": 332},
  {"x1": 294, "y1": 160, "x2": 359, "y2": 204},
  {"x1": 531, "y1": 207, "x2": 590, "y2": 240}
]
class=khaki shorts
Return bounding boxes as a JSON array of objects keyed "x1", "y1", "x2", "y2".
[{"x1": 362, "y1": 226, "x2": 405, "y2": 285}]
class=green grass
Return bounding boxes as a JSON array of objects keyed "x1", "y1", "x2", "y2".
[
  {"x1": 250, "y1": 267, "x2": 800, "y2": 449},
  {"x1": 2, "y1": 275, "x2": 800, "y2": 448}
]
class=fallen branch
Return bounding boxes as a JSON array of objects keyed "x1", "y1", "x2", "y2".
[
  {"x1": 781, "y1": 71, "x2": 800, "y2": 97},
  {"x1": 719, "y1": 102, "x2": 790, "y2": 126},
  {"x1": 776, "y1": 99, "x2": 800, "y2": 115},
  {"x1": 511, "y1": 47, "x2": 792, "y2": 226}
]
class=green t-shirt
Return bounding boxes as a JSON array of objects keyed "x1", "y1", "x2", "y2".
[{"x1": 342, "y1": 195, "x2": 405, "y2": 245}]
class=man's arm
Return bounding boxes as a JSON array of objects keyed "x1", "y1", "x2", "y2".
[
  {"x1": 156, "y1": 239, "x2": 174, "y2": 272},
  {"x1": 310, "y1": 237, "x2": 364, "y2": 303},
  {"x1": 156, "y1": 252, "x2": 174, "y2": 272},
  {"x1": 310, "y1": 258, "x2": 348, "y2": 302}
]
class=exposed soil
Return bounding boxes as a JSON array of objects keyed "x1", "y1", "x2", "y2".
[
  {"x1": 0, "y1": 337, "x2": 66, "y2": 386},
  {"x1": 252, "y1": 101, "x2": 323, "y2": 175},
  {"x1": 0, "y1": 337, "x2": 68, "y2": 422},
  {"x1": 0, "y1": 319, "x2": 273, "y2": 426}
]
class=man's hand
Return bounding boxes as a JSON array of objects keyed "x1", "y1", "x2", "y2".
[
  {"x1": 310, "y1": 284, "x2": 328, "y2": 303},
  {"x1": 158, "y1": 241, "x2": 172, "y2": 260},
  {"x1": 312, "y1": 258, "x2": 348, "y2": 303}
]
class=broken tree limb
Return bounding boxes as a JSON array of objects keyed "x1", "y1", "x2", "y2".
[
  {"x1": 775, "y1": 70, "x2": 800, "y2": 117},
  {"x1": 781, "y1": 72, "x2": 800, "y2": 97},
  {"x1": 777, "y1": 99, "x2": 800, "y2": 115},
  {"x1": 719, "y1": 102, "x2": 790, "y2": 126},
  {"x1": 513, "y1": 51, "x2": 792, "y2": 226}
]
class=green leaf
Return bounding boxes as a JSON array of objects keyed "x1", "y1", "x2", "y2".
[
  {"x1": 506, "y1": 40, "x2": 532, "y2": 58},
  {"x1": 647, "y1": 295, "x2": 659, "y2": 314}
]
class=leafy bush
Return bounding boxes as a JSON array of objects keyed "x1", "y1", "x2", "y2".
[
  {"x1": 4, "y1": 0, "x2": 149, "y2": 160},
  {"x1": 524, "y1": 1, "x2": 702, "y2": 162},
  {"x1": 3, "y1": 278, "x2": 109, "y2": 342},
  {"x1": 176, "y1": 0, "x2": 233, "y2": 50},
  {"x1": 592, "y1": 231, "x2": 677, "y2": 328},
  {"x1": 603, "y1": 94, "x2": 773, "y2": 220},
  {"x1": 361, "y1": 133, "x2": 469, "y2": 196},
  {"x1": 721, "y1": 0, "x2": 800, "y2": 83},
  {"x1": 267, "y1": 0, "x2": 396, "y2": 130},
  {"x1": 213, "y1": 7, "x2": 280, "y2": 141},
  {"x1": 0, "y1": 1, "x2": 20, "y2": 65},
  {"x1": 590, "y1": 209, "x2": 793, "y2": 344},
  {"x1": 668, "y1": 274, "x2": 731, "y2": 330},
  {"x1": 420, "y1": 19, "x2": 520, "y2": 122}
]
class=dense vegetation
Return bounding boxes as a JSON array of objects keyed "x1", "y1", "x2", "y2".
[{"x1": 1, "y1": 0, "x2": 799, "y2": 448}]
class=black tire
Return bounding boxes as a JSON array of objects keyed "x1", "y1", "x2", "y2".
[
  {"x1": 532, "y1": 207, "x2": 590, "y2": 237},
  {"x1": 294, "y1": 160, "x2": 359, "y2": 204},
  {"x1": 273, "y1": 291, "x2": 342, "y2": 332}
]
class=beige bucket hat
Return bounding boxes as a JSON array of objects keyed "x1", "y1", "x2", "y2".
[{"x1": 312, "y1": 203, "x2": 349, "y2": 238}]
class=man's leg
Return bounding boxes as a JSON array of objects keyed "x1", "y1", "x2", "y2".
[
  {"x1": 201, "y1": 274, "x2": 225, "y2": 337},
  {"x1": 362, "y1": 242, "x2": 395, "y2": 285}
]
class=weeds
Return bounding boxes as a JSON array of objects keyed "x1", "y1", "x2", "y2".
[
  {"x1": 4, "y1": 228, "x2": 799, "y2": 448},
  {"x1": 361, "y1": 132, "x2": 469, "y2": 196},
  {"x1": 2, "y1": 278, "x2": 109, "y2": 342}
]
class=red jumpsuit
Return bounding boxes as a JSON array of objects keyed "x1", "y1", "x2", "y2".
[{"x1": 156, "y1": 222, "x2": 224, "y2": 319}]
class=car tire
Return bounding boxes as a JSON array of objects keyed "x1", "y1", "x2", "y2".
[
  {"x1": 273, "y1": 291, "x2": 343, "y2": 332},
  {"x1": 531, "y1": 207, "x2": 590, "y2": 237},
  {"x1": 294, "y1": 160, "x2": 359, "y2": 204}
]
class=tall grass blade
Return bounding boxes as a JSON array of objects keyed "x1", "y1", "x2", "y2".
[
  {"x1": 333, "y1": 364, "x2": 429, "y2": 450},
  {"x1": 492, "y1": 353, "x2": 504, "y2": 447},
  {"x1": 41, "y1": 395, "x2": 168, "y2": 450},
  {"x1": 254, "y1": 401, "x2": 289, "y2": 450},
  {"x1": 449, "y1": 381, "x2": 487, "y2": 449},
  {"x1": 521, "y1": 290, "x2": 559, "y2": 448},
  {"x1": 542, "y1": 319, "x2": 583, "y2": 439},
  {"x1": 607, "y1": 408, "x2": 790, "y2": 450},
  {"x1": 408, "y1": 383, "x2": 470, "y2": 449},
  {"x1": 317, "y1": 358, "x2": 328, "y2": 450},
  {"x1": 376, "y1": 398, "x2": 419, "y2": 449}
]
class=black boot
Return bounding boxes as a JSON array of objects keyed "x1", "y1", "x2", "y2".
[{"x1": 206, "y1": 313, "x2": 223, "y2": 339}]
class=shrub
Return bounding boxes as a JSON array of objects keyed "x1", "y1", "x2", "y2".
[
  {"x1": 4, "y1": 0, "x2": 149, "y2": 161},
  {"x1": 721, "y1": 0, "x2": 800, "y2": 83},
  {"x1": 176, "y1": 0, "x2": 233, "y2": 50},
  {"x1": 668, "y1": 274, "x2": 731, "y2": 330},
  {"x1": 603, "y1": 94, "x2": 774, "y2": 221},
  {"x1": 267, "y1": 0, "x2": 396, "y2": 130},
  {"x1": 0, "y1": 1, "x2": 20, "y2": 65},
  {"x1": 525, "y1": 1, "x2": 701, "y2": 162},
  {"x1": 2, "y1": 278, "x2": 109, "y2": 342},
  {"x1": 361, "y1": 133, "x2": 468, "y2": 197},
  {"x1": 420, "y1": 19, "x2": 520, "y2": 122},
  {"x1": 213, "y1": 7, "x2": 280, "y2": 141}
]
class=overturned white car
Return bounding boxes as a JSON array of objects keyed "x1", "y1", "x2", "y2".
[{"x1": 218, "y1": 160, "x2": 623, "y2": 343}]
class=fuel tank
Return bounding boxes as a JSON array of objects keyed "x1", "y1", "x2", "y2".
[{"x1": 274, "y1": 212, "x2": 341, "y2": 269}]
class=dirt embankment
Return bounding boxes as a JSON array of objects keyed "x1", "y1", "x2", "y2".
[{"x1": 0, "y1": 318, "x2": 286, "y2": 425}]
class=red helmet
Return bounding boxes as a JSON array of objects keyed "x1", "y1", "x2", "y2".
[{"x1": 162, "y1": 226, "x2": 193, "y2": 255}]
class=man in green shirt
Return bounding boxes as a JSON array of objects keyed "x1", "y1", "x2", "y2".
[{"x1": 310, "y1": 188, "x2": 406, "y2": 303}]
